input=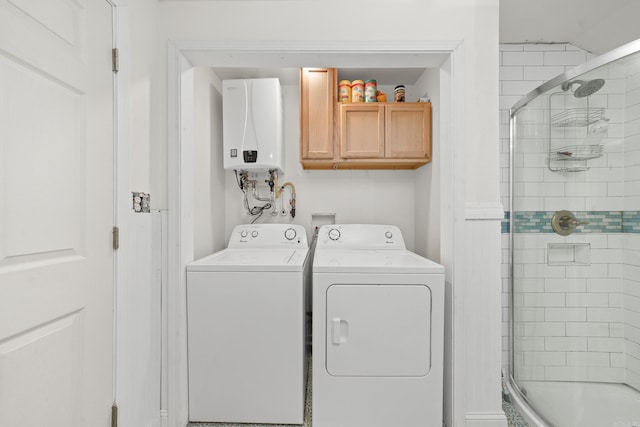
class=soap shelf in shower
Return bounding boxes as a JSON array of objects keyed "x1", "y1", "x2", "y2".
[
  {"x1": 550, "y1": 144, "x2": 603, "y2": 162},
  {"x1": 551, "y1": 107, "x2": 604, "y2": 127}
]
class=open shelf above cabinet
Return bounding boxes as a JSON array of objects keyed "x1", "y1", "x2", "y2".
[{"x1": 299, "y1": 68, "x2": 432, "y2": 170}]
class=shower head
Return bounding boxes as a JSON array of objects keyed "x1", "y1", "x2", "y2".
[{"x1": 561, "y1": 79, "x2": 605, "y2": 98}]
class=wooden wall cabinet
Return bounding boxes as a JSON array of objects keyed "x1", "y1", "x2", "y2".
[
  {"x1": 299, "y1": 68, "x2": 337, "y2": 169},
  {"x1": 300, "y1": 68, "x2": 432, "y2": 170}
]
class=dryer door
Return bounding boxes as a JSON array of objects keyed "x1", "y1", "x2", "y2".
[{"x1": 325, "y1": 284, "x2": 431, "y2": 377}]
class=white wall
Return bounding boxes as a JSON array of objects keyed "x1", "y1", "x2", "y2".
[
  {"x1": 146, "y1": 0, "x2": 500, "y2": 209},
  {"x1": 193, "y1": 68, "x2": 226, "y2": 259}
]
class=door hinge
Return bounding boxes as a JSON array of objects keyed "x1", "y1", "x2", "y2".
[
  {"x1": 111, "y1": 404, "x2": 118, "y2": 427},
  {"x1": 113, "y1": 226, "x2": 119, "y2": 250},
  {"x1": 112, "y1": 48, "x2": 119, "y2": 73}
]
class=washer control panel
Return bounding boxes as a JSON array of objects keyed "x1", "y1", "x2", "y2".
[
  {"x1": 317, "y1": 224, "x2": 406, "y2": 250},
  {"x1": 228, "y1": 224, "x2": 308, "y2": 248}
]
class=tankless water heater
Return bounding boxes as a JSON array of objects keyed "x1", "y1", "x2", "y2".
[{"x1": 222, "y1": 78, "x2": 284, "y2": 173}]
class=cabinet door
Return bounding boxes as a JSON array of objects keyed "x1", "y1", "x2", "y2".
[
  {"x1": 300, "y1": 68, "x2": 336, "y2": 160},
  {"x1": 385, "y1": 103, "x2": 431, "y2": 159},
  {"x1": 339, "y1": 104, "x2": 385, "y2": 158}
]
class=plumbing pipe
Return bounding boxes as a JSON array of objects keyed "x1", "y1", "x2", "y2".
[{"x1": 280, "y1": 182, "x2": 296, "y2": 218}]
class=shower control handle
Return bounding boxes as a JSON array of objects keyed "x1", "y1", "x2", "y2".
[
  {"x1": 559, "y1": 217, "x2": 589, "y2": 228},
  {"x1": 551, "y1": 210, "x2": 589, "y2": 236}
]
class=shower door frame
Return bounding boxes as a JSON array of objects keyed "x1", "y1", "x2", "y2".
[{"x1": 508, "y1": 37, "x2": 640, "y2": 426}]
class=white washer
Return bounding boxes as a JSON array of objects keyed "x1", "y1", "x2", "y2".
[
  {"x1": 187, "y1": 224, "x2": 310, "y2": 424},
  {"x1": 312, "y1": 224, "x2": 445, "y2": 427}
]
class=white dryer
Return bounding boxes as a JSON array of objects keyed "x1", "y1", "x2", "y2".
[
  {"x1": 187, "y1": 224, "x2": 310, "y2": 424},
  {"x1": 312, "y1": 224, "x2": 445, "y2": 427}
]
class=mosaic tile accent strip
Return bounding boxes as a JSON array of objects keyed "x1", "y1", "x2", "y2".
[
  {"x1": 623, "y1": 211, "x2": 640, "y2": 233},
  {"x1": 502, "y1": 211, "x2": 511, "y2": 234},
  {"x1": 501, "y1": 210, "x2": 640, "y2": 233}
]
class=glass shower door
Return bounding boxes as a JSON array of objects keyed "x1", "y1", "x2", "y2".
[{"x1": 511, "y1": 54, "x2": 640, "y2": 426}]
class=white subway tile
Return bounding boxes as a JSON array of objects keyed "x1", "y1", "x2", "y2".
[
  {"x1": 502, "y1": 96, "x2": 527, "y2": 111},
  {"x1": 607, "y1": 93, "x2": 626, "y2": 109},
  {"x1": 516, "y1": 365, "x2": 545, "y2": 380},
  {"x1": 500, "y1": 66, "x2": 524, "y2": 81},
  {"x1": 517, "y1": 336, "x2": 545, "y2": 351},
  {"x1": 608, "y1": 262, "x2": 624, "y2": 279},
  {"x1": 566, "y1": 351, "x2": 611, "y2": 367},
  {"x1": 523, "y1": 66, "x2": 565, "y2": 81},
  {"x1": 587, "y1": 337, "x2": 625, "y2": 352},
  {"x1": 524, "y1": 292, "x2": 566, "y2": 307},
  {"x1": 587, "y1": 307, "x2": 624, "y2": 322},
  {"x1": 515, "y1": 307, "x2": 545, "y2": 322},
  {"x1": 514, "y1": 277, "x2": 545, "y2": 293},
  {"x1": 565, "y1": 264, "x2": 609, "y2": 279},
  {"x1": 622, "y1": 279, "x2": 640, "y2": 298},
  {"x1": 523, "y1": 351, "x2": 566, "y2": 366},
  {"x1": 610, "y1": 352, "x2": 625, "y2": 368},
  {"x1": 626, "y1": 325, "x2": 640, "y2": 348},
  {"x1": 586, "y1": 196, "x2": 624, "y2": 211},
  {"x1": 625, "y1": 308, "x2": 640, "y2": 329},
  {"x1": 627, "y1": 370, "x2": 640, "y2": 392},
  {"x1": 608, "y1": 293, "x2": 623, "y2": 307},
  {"x1": 566, "y1": 293, "x2": 609, "y2": 307},
  {"x1": 626, "y1": 339, "x2": 640, "y2": 360},
  {"x1": 566, "y1": 322, "x2": 610, "y2": 336},
  {"x1": 545, "y1": 366, "x2": 588, "y2": 381},
  {"x1": 545, "y1": 307, "x2": 586, "y2": 321},
  {"x1": 587, "y1": 366, "x2": 624, "y2": 382},
  {"x1": 503, "y1": 51, "x2": 544, "y2": 66},
  {"x1": 610, "y1": 322, "x2": 625, "y2": 338},
  {"x1": 590, "y1": 248, "x2": 623, "y2": 264},
  {"x1": 523, "y1": 322, "x2": 566, "y2": 336},
  {"x1": 524, "y1": 44, "x2": 568, "y2": 52},
  {"x1": 587, "y1": 278, "x2": 623, "y2": 293},
  {"x1": 545, "y1": 336, "x2": 587, "y2": 351},
  {"x1": 544, "y1": 278, "x2": 586, "y2": 292},
  {"x1": 543, "y1": 50, "x2": 587, "y2": 66}
]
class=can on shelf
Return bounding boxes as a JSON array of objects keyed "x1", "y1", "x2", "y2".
[
  {"x1": 351, "y1": 80, "x2": 364, "y2": 102},
  {"x1": 394, "y1": 85, "x2": 406, "y2": 102},
  {"x1": 364, "y1": 79, "x2": 377, "y2": 102},
  {"x1": 338, "y1": 80, "x2": 351, "y2": 103}
]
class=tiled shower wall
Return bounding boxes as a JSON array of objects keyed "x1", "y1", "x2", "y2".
[{"x1": 500, "y1": 43, "x2": 640, "y2": 390}]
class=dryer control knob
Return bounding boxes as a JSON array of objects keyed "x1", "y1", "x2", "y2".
[
  {"x1": 251, "y1": 230, "x2": 259, "y2": 238},
  {"x1": 328, "y1": 228, "x2": 341, "y2": 241},
  {"x1": 240, "y1": 230, "x2": 248, "y2": 238},
  {"x1": 284, "y1": 228, "x2": 297, "y2": 240},
  {"x1": 385, "y1": 231, "x2": 393, "y2": 239}
]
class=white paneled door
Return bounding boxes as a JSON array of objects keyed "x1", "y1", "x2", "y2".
[{"x1": 0, "y1": 0, "x2": 115, "y2": 426}]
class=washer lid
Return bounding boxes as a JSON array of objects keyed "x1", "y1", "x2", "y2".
[
  {"x1": 187, "y1": 248, "x2": 309, "y2": 272},
  {"x1": 313, "y1": 249, "x2": 444, "y2": 274}
]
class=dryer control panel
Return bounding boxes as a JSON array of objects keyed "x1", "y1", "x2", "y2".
[
  {"x1": 228, "y1": 224, "x2": 308, "y2": 248},
  {"x1": 316, "y1": 224, "x2": 406, "y2": 250}
]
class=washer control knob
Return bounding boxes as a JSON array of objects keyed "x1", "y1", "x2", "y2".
[
  {"x1": 328, "y1": 228, "x2": 341, "y2": 241},
  {"x1": 385, "y1": 231, "x2": 393, "y2": 239},
  {"x1": 251, "y1": 230, "x2": 259, "y2": 238},
  {"x1": 240, "y1": 230, "x2": 248, "y2": 238},
  {"x1": 284, "y1": 228, "x2": 297, "y2": 241}
]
